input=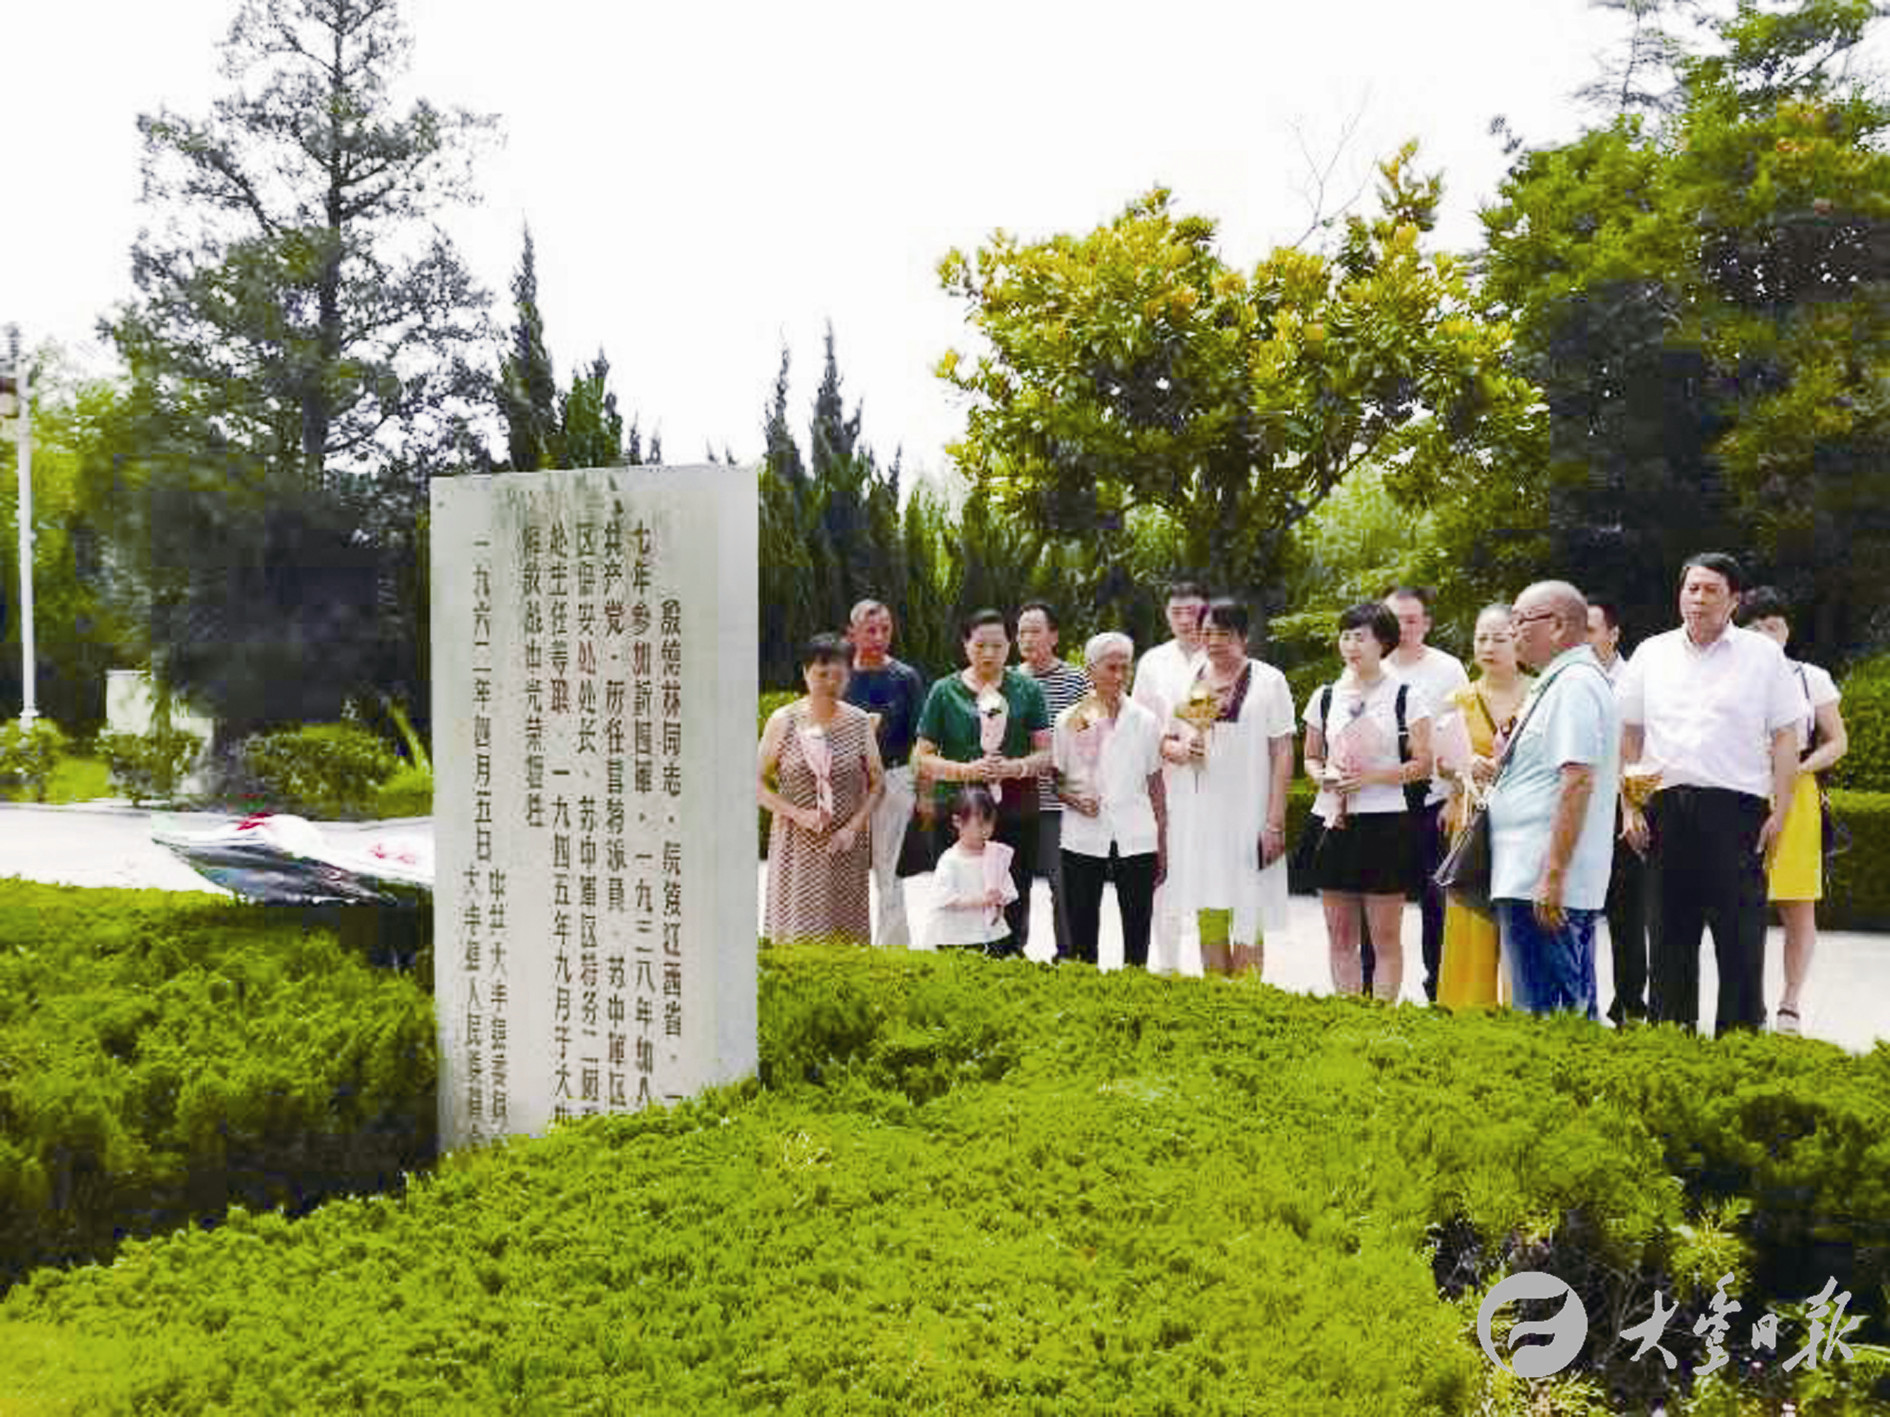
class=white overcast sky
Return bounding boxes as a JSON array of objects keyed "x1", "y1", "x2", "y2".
[{"x1": 7, "y1": 0, "x2": 1680, "y2": 479}]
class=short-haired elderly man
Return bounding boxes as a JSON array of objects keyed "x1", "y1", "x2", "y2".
[{"x1": 1485, "y1": 581, "x2": 1619, "y2": 1017}]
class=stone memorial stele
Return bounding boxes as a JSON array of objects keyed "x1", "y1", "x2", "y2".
[{"x1": 431, "y1": 466, "x2": 758, "y2": 1150}]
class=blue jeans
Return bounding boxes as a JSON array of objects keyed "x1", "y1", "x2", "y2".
[{"x1": 1494, "y1": 900, "x2": 1600, "y2": 1019}]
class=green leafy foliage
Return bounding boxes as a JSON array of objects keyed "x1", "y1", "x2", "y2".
[
  {"x1": 938, "y1": 153, "x2": 1541, "y2": 607},
  {"x1": 758, "y1": 334, "x2": 909, "y2": 690},
  {"x1": 6, "y1": 946, "x2": 1890, "y2": 1412},
  {"x1": 1823, "y1": 788, "x2": 1890, "y2": 930},
  {"x1": 0, "y1": 883, "x2": 435, "y2": 1292},
  {"x1": 372, "y1": 762, "x2": 434, "y2": 819},
  {"x1": 1461, "y1": 0, "x2": 1890, "y2": 658},
  {"x1": 101, "y1": 0, "x2": 493, "y2": 740},
  {"x1": 497, "y1": 227, "x2": 648, "y2": 473},
  {"x1": 1831, "y1": 654, "x2": 1890, "y2": 791},
  {"x1": 0, "y1": 753, "x2": 112, "y2": 807},
  {"x1": 96, "y1": 728, "x2": 204, "y2": 806},
  {"x1": 241, "y1": 723, "x2": 400, "y2": 820},
  {"x1": 0, "y1": 720, "x2": 68, "y2": 803},
  {"x1": 0, "y1": 349, "x2": 145, "y2": 737}
]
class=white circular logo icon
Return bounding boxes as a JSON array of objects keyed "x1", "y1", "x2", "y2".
[{"x1": 1476, "y1": 1271, "x2": 1589, "y2": 1378}]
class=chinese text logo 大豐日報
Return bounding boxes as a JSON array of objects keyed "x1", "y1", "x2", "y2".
[{"x1": 1477, "y1": 1272, "x2": 1866, "y2": 1378}]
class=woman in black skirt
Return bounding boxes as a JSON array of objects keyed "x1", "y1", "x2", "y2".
[{"x1": 1301, "y1": 602, "x2": 1433, "y2": 1000}]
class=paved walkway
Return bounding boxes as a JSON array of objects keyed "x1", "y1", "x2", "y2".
[{"x1": 4, "y1": 803, "x2": 1885, "y2": 1052}]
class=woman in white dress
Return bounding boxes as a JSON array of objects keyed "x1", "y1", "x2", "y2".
[{"x1": 1158, "y1": 599, "x2": 1298, "y2": 976}]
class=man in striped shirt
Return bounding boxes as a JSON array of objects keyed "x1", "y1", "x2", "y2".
[{"x1": 1018, "y1": 600, "x2": 1092, "y2": 963}]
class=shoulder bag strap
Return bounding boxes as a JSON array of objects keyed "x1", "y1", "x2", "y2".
[{"x1": 1486, "y1": 660, "x2": 1607, "y2": 790}]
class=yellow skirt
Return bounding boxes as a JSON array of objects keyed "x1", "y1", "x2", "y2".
[
  {"x1": 1437, "y1": 900, "x2": 1505, "y2": 1009},
  {"x1": 1768, "y1": 773, "x2": 1822, "y2": 902}
]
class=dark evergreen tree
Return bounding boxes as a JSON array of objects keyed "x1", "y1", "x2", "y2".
[
  {"x1": 759, "y1": 347, "x2": 821, "y2": 688},
  {"x1": 107, "y1": 0, "x2": 496, "y2": 736},
  {"x1": 559, "y1": 352, "x2": 628, "y2": 469},
  {"x1": 500, "y1": 226, "x2": 559, "y2": 471}
]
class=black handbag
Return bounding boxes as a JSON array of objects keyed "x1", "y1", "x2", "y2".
[
  {"x1": 1434, "y1": 805, "x2": 1493, "y2": 914},
  {"x1": 1431, "y1": 660, "x2": 1603, "y2": 911},
  {"x1": 1290, "y1": 815, "x2": 1325, "y2": 877},
  {"x1": 1820, "y1": 789, "x2": 1851, "y2": 862}
]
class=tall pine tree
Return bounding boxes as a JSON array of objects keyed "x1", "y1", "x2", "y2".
[{"x1": 499, "y1": 225, "x2": 559, "y2": 471}]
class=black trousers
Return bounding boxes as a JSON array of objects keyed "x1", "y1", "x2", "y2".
[
  {"x1": 1645, "y1": 787, "x2": 1769, "y2": 1035},
  {"x1": 1359, "y1": 802, "x2": 1444, "y2": 997},
  {"x1": 1061, "y1": 846, "x2": 1158, "y2": 968},
  {"x1": 1605, "y1": 827, "x2": 1649, "y2": 1024},
  {"x1": 933, "y1": 808, "x2": 1037, "y2": 957}
]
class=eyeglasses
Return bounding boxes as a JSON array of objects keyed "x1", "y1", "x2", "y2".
[{"x1": 1512, "y1": 610, "x2": 1559, "y2": 629}]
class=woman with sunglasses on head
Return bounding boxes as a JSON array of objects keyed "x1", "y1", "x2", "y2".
[{"x1": 1433, "y1": 604, "x2": 1534, "y2": 1008}]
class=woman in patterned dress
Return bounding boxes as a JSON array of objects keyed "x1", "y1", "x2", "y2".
[{"x1": 759, "y1": 634, "x2": 884, "y2": 946}]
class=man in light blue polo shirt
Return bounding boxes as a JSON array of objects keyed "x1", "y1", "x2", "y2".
[{"x1": 1487, "y1": 581, "x2": 1620, "y2": 1017}]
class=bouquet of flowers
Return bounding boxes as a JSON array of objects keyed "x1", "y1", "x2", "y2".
[
  {"x1": 799, "y1": 721, "x2": 835, "y2": 828},
  {"x1": 1065, "y1": 694, "x2": 1111, "y2": 801},
  {"x1": 980, "y1": 839, "x2": 1017, "y2": 927},
  {"x1": 1621, "y1": 759, "x2": 1663, "y2": 812},
  {"x1": 1325, "y1": 704, "x2": 1390, "y2": 829},
  {"x1": 977, "y1": 687, "x2": 1009, "y2": 803},
  {"x1": 1177, "y1": 678, "x2": 1220, "y2": 779}
]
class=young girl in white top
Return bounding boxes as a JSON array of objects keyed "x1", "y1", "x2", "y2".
[{"x1": 928, "y1": 787, "x2": 1019, "y2": 955}]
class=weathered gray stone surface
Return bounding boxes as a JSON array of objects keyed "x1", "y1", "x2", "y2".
[{"x1": 432, "y1": 467, "x2": 757, "y2": 1149}]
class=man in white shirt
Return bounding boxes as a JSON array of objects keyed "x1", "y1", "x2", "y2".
[
  {"x1": 1617, "y1": 553, "x2": 1802, "y2": 1035},
  {"x1": 1384, "y1": 585, "x2": 1469, "y2": 1001},
  {"x1": 1133, "y1": 580, "x2": 1207, "y2": 974},
  {"x1": 1586, "y1": 598, "x2": 1647, "y2": 1024}
]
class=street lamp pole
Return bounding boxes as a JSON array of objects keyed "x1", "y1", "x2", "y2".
[{"x1": 1, "y1": 330, "x2": 33, "y2": 728}]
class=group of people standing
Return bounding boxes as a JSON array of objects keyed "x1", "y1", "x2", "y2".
[{"x1": 759, "y1": 551, "x2": 1846, "y2": 1036}]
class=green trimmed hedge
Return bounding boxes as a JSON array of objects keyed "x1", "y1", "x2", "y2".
[
  {"x1": 240, "y1": 723, "x2": 400, "y2": 819},
  {"x1": 1831, "y1": 653, "x2": 1890, "y2": 793},
  {"x1": 0, "y1": 720, "x2": 69, "y2": 803},
  {"x1": 0, "y1": 884, "x2": 436, "y2": 1291},
  {"x1": 1825, "y1": 788, "x2": 1890, "y2": 930},
  {"x1": 4, "y1": 946, "x2": 1890, "y2": 1412},
  {"x1": 98, "y1": 728, "x2": 205, "y2": 806}
]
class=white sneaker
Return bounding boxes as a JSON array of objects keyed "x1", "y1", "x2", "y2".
[{"x1": 1775, "y1": 1008, "x2": 1802, "y2": 1036}]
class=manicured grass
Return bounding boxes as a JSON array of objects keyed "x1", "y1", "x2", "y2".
[
  {"x1": 3, "y1": 942, "x2": 1890, "y2": 1412},
  {"x1": 0, "y1": 754, "x2": 113, "y2": 805}
]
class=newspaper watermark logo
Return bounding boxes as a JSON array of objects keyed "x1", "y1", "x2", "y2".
[
  {"x1": 1476, "y1": 1271, "x2": 1868, "y2": 1379},
  {"x1": 1477, "y1": 1271, "x2": 1589, "y2": 1378}
]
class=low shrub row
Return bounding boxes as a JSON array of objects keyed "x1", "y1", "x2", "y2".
[
  {"x1": 0, "y1": 883, "x2": 437, "y2": 1292},
  {"x1": 1831, "y1": 652, "x2": 1890, "y2": 793},
  {"x1": 0, "y1": 721, "x2": 69, "y2": 803},
  {"x1": 239, "y1": 723, "x2": 402, "y2": 819},
  {"x1": 97, "y1": 728, "x2": 205, "y2": 806},
  {"x1": 4, "y1": 945, "x2": 1888, "y2": 1412}
]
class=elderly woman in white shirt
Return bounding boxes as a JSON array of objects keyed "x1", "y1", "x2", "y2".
[{"x1": 1053, "y1": 632, "x2": 1168, "y2": 968}]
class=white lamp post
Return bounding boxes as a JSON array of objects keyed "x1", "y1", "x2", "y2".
[{"x1": 0, "y1": 331, "x2": 33, "y2": 727}]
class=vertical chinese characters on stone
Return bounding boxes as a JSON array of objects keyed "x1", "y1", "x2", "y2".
[{"x1": 433, "y1": 467, "x2": 757, "y2": 1150}]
